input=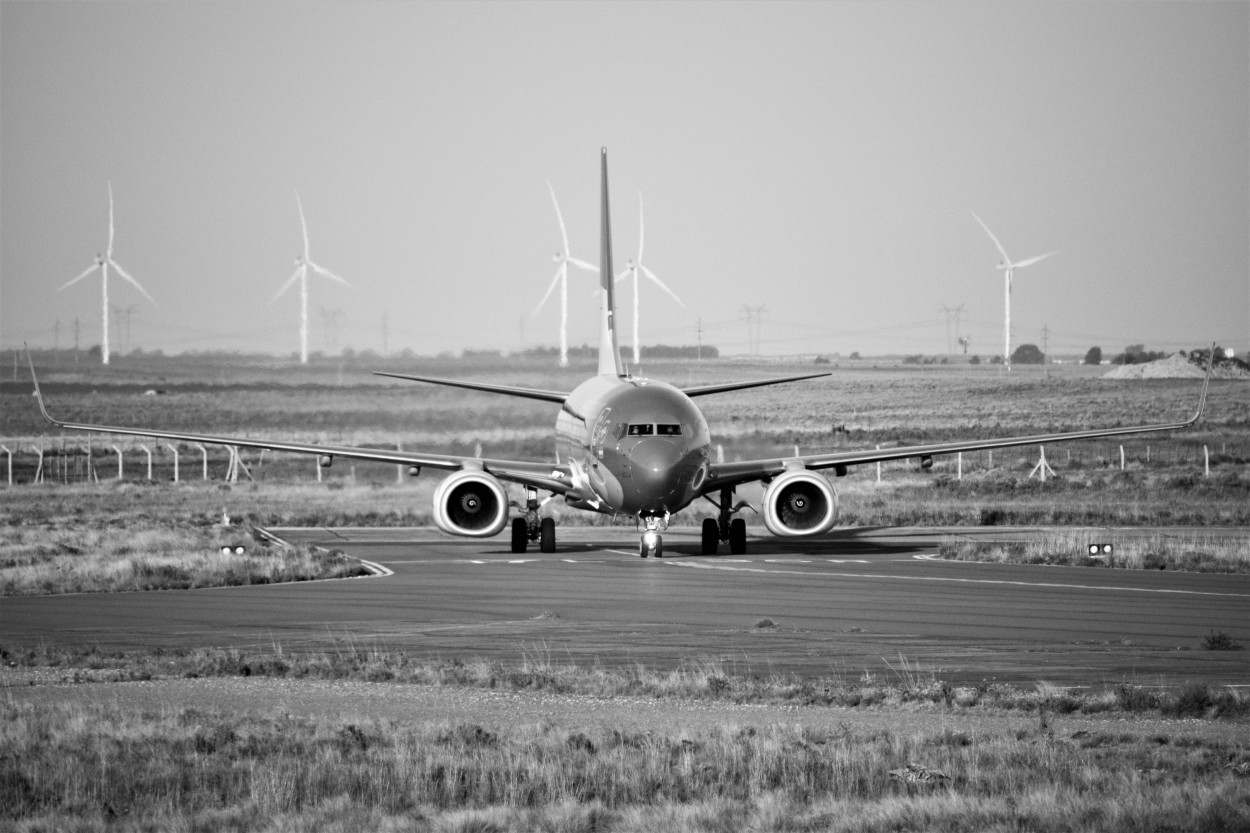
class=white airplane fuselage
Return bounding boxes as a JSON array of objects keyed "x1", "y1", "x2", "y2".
[{"x1": 557, "y1": 374, "x2": 711, "y2": 517}]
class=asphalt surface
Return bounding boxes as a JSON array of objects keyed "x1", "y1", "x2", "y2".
[{"x1": 3, "y1": 526, "x2": 1248, "y2": 687}]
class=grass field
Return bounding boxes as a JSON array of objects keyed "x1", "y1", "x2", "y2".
[{"x1": 3, "y1": 354, "x2": 1248, "y2": 594}]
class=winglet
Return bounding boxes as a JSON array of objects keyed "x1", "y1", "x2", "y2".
[
  {"x1": 598, "y1": 148, "x2": 625, "y2": 378},
  {"x1": 26, "y1": 345, "x2": 62, "y2": 427},
  {"x1": 1188, "y1": 343, "x2": 1215, "y2": 425}
]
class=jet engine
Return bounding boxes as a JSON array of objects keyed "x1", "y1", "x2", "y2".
[
  {"x1": 762, "y1": 469, "x2": 838, "y2": 536},
  {"x1": 432, "y1": 470, "x2": 509, "y2": 538}
]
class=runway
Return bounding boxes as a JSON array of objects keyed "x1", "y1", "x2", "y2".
[{"x1": 3, "y1": 526, "x2": 1248, "y2": 687}]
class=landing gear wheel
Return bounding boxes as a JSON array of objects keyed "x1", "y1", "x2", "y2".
[
  {"x1": 539, "y1": 517, "x2": 556, "y2": 553},
  {"x1": 729, "y1": 518, "x2": 747, "y2": 554},
  {"x1": 640, "y1": 535, "x2": 662, "y2": 559},
  {"x1": 701, "y1": 518, "x2": 719, "y2": 555},
  {"x1": 510, "y1": 518, "x2": 528, "y2": 553}
]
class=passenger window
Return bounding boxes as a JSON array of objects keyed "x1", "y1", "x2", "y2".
[
  {"x1": 627, "y1": 424, "x2": 654, "y2": 436},
  {"x1": 656, "y1": 424, "x2": 682, "y2": 436}
]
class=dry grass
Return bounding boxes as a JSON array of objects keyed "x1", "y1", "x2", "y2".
[{"x1": 3, "y1": 694, "x2": 1248, "y2": 832}]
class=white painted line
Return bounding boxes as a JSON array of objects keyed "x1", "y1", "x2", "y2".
[
  {"x1": 913, "y1": 554, "x2": 941, "y2": 561},
  {"x1": 664, "y1": 561, "x2": 1250, "y2": 597},
  {"x1": 356, "y1": 559, "x2": 394, "y2": 578},
  {"x1": 826, "y1": 559, "x2": 869, "y2": 564},
  {"x1": 766, "y1": 559, "x2": 811, "y2": 564}
]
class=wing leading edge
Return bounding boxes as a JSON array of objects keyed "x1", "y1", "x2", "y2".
[{"x1": 706, "y1": 356, "x2": 1214, "y2": 492}]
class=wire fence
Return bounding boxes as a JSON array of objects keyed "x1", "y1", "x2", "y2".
[{"x1": 0, "y1": 435, "x2": 1238, "y2": 487}]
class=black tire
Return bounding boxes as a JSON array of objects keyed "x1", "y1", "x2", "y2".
[
  {"x1": 510, "y1": 518, "x2": 528, "y2": 553},
  {"x1": 639, "y1": 539, "x2": 650, "y2": 558},
  {"x1": 539, "y1": 517, "x2": 556, "y2": 553},
  {"x1": 701, "y1": 518, "x2": 719, "y2": 555},
  {"x1": 729, "y1": 518, "x2": 747, "y2": 554}
]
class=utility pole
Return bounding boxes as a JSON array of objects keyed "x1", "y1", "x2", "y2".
[{"x1": 1042, "y1": 324, "x2": 1050, "y2": 379}]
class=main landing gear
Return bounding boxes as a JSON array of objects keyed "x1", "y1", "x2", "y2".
[
  {"x1": 510, "y1": 488, "x2": 555, "y2": 554},
  {"x1": 701, "y1": 488, "x2": 750, "y2": 555}
]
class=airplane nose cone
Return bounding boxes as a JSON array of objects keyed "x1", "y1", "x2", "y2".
[{"x1": 629, "y1": 439, "x2": 684, "y2": 496}]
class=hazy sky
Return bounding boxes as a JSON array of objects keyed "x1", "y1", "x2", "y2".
[{"x1": 2, "y1": 1, "x2": 1246, "y2": 359}]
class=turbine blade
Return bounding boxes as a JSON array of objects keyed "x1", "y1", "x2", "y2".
[
  {"x1": 309, "y1": 261, "x2": 353, "y2": 288},
  {"x1": 60, "y1": 263, "x2": 100, "y2": 291},
  {"x1": 640, "y1": 264, "x2": 684, "y2": 306},
  {"x1": 270, "y1": 266, "x2": 303, "y2": 304},
  {"x1": 970, "y1": 211, "x2": 1011, "y2": 263},
  {"x1": 109, "y1": 259, "x2": 156, "y2": 304},
  {"x1": 107, "y1": 181, "x2": 115, "y2": 256},
  {"x1": 566, "y1": 256, "x2": 599, "y2": 273},
  {"x1": 548, "y1": 181, "x2": 572, "y2": 256},
  {"x1": 295, "y1": 191, "x2": 310, "y2": 257},
  {"x1": 1013, "y1": 251, "x2": 1058, "y2": 269},
  {"x1": 636, "y1": 192, "x2": 645, "y2": 262},
  {"x1": 532, "y1": 266, "x2": 563, "y2": 316}
]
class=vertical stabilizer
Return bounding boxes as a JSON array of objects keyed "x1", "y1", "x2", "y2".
[{"x1": 598, "y1": 148, "x2": 625, "y2": 377}]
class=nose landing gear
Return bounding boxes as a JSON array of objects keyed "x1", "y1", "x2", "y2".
[{"x1": 638, "y1": 513, "x2": 668, "y2": 558}]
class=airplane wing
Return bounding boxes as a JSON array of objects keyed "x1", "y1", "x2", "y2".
[
  {"x1": 681, "y1": 372, "x2": 832, "y2": 397},
  {"x1": 704, "y1": 360, "x2": 1213, "y2": 492},
  {"x1": 372, "y1": 371, "x2": 569, "y2": 403},
  {"x1": 27, "y1": 355, "x2": 572, "y2": 496}
]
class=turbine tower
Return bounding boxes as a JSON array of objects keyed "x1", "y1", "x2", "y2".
[
  {"x1": 617, "y1": 193, "x2": 684, "y2": 366},
  {"x1": 533, "y1": 182, "x2": 597, "y2": 367},
  {"x1": 270, "y1": 192, "x2": 353, "y2": 364},
  {"x1": 971, "y1": 211, "x2": 1056, "y2": 371},
  {"x1": 60, "y1": 183, "x2": 156, "y2": 365}
]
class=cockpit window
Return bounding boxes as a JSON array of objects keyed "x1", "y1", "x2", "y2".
[
  {"x1": 656, "y1": 424, "x2": 682, "y2": 436},
  {"x1": 627, "y1": 424, "x2": 655, "y2": 436}
]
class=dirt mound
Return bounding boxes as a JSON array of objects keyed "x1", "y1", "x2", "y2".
[{"x1": 1103, "y1": 353, "x2": 1248, "y2": 380}]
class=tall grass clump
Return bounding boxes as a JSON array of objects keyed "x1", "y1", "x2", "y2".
[
  {"x1": 0, "y1": 523, "x2": 368, "y2": 595},
  {"x1": 937, "y1": 530, "x2": 1250, "y2": 573}
]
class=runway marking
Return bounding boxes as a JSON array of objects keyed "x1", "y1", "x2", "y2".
[
  {"x1": 913, "y1": 554, "x2": 941, "y2": 561},
  {"x1": 826, "y1": 559, "x2": 869, "y2": 564},
  {"x1": 665, "y1": 561, "x2": 1250, "y2": 598},
  {"x1": 766, "y1": 559, "x2": 811, "y2": 564}
]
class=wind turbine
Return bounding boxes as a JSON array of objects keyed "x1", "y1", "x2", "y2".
[
  {"x1": 60, "y1": 182, "x2": 155, "y2": 365},
  {"x1": 533, "y1": 182, "x2": 598, "y2": 367},
  {"x1": 971, "y1": 211, "x2": 1056, "y2": 371},
  {"x1": 270, "y1": 192, "x2": 353, "y2": 364},
  {"x1": 617, "y1": 194, "x2": 684, "y2": 366}
]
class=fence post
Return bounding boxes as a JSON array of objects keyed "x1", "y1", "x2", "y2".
[
  {"x1": 141, "y1": 445, "x2": 153, "y2": 481},
  {"x1": 165, "y1": 443, "x2": 180, "y2": 482},
  {"x1": 195, "y1": 444, "x2": 208, "y2": 481},
  {"x1": 876, "y1": 444, "x2": 881, "y2": 483},
  {"x1": 1204, "y1": 445, "x2": 1210, "y2": 477},
  {"x1": 957, "y1": 451, "x2": 962, "y2": 481},
  {"x1": 1120, "y1": 445, "x2": 1125, "y2": 471},
  {"x1": 33, "y1": 439, "x2": 44, "y2": 484},
  {"x1": 397, "y1": 442, "x2": 404, "y2": 484}
]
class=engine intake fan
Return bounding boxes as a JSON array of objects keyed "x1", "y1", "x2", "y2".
[
  {"x1": 433, "y1": 470, "x2": 509, "y2": 537},
  {"x1": 762, "y1": 468, "x2": 839, "y2": 536}
]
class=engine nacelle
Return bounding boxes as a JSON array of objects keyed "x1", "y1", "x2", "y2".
[
  {"x1": 762, "y1": 468, "x2": 839, "y2": 537},
  {"x1": 432, "y1": 470, "x2": 509, "y2": 538}
]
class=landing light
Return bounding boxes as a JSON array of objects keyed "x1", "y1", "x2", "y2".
[
  {"x1": 1088, "y1": 543, "x2": 1113, "y2": 556},
  {"x1": 643, "y1": 531, "x2": 658, "y2": 546}
]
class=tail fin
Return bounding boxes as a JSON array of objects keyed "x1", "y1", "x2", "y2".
[{"x1": 598, "y1": 148, "x2": 625, "y2": 377}]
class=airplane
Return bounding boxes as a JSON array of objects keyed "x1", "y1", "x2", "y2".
[{"x1": 29, "y1": 149, "x2": 1212, "y2": 558}]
